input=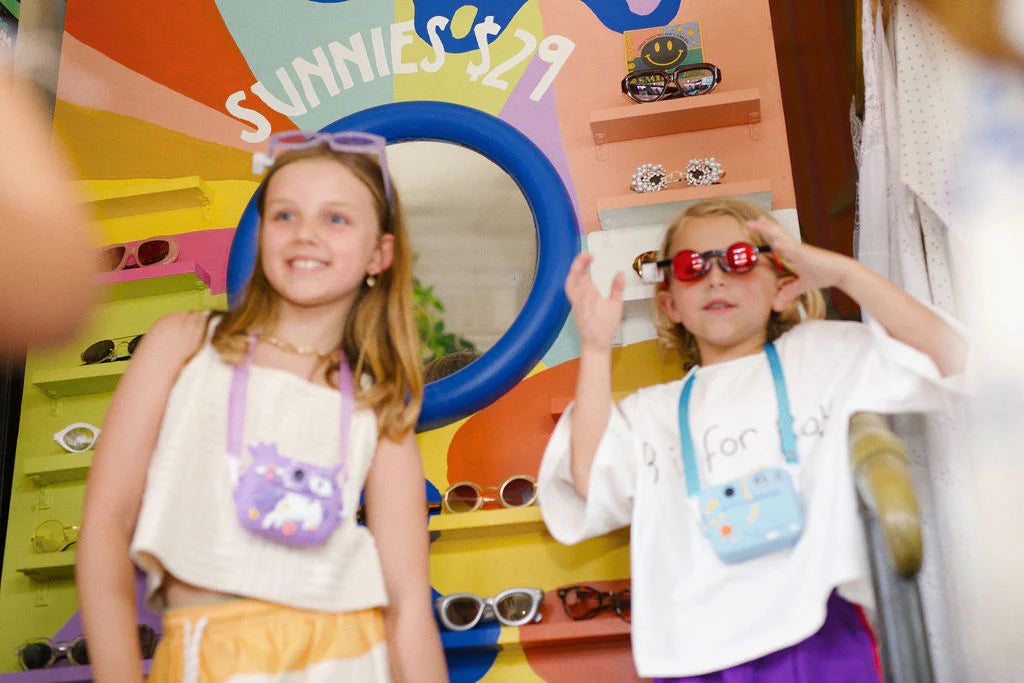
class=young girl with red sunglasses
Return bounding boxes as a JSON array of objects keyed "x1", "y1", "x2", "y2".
[
  {"x1": 539, "y1": 198, "x2": 966, "y2": 681},
  {"x1": 76, "y1": 133, "x2": 446, "y2": 682}
]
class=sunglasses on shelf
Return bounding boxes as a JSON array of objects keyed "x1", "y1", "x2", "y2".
[
  {"x1": 621, "y1": 62, "x2": 721, "y2": 104},
  {"x1": 435, "y1": 588, "x2": 545, "y2": 631},
  {"x1": 30, "y1": 520, "x2": 80, "y2": 553},
  {"x1": 54, "y1": 422, "x2": 101, "y2": 453},
  {"x1": 253, "y1": 130, "x2": 391, "y2": 200},
  {"x1": 442, "y1": 475, "x2": 537, "y2": 513},
  {"x1": 638, "y1": 242, "x2": 782, "y2": 284},
  {"x1": 17, "y1": 624, "x2": 158, "y2": 670},
  {"x1": 80, "y1": 334, "x2": 144, "y2": 365},
  {"x1": 557, "y1": 585, "x2": 631, "y2": 623},
  {"x1": 100, "y1": 237, "x2": 180, "y2": 272}
]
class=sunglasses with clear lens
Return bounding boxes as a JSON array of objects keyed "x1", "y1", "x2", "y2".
[
  {"x1": 442, "y1": 475, "x2": 537, "y2": 513},
  {"x1": 435, "y1": 588, "x2": 545, "y2": 631},
  {"x1": 621, "y1": 62, "x2": 722, "y2": 104},
  {"x1": 17, "y1": 624, "x2": 158, "y2": 670},
  {"x1": 100, "y1": 237, "x2": 180, "y2": 272},
  {"x1": 640, "y1": 242, "x2": 780, "y2": 283},
  {"x1": 30, "y1": 519, "x2": 80, "y2": 553},
  {"x1": 54, "y1": 422, "x2": 101, "y2": 453},
  {"x1": 253, "y1": 130, "x2": 391, "y2": 200},
  {"x1": 80, "y1": 334, "x2": 144, "y2": 365},
  {"x1": 557, "y1": 585, "x2": 631, "y2": 623}
]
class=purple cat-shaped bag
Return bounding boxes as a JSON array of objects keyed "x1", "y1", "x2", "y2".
[{"x1": 226, "y1": 335, "x2": 352, "y2": 548}]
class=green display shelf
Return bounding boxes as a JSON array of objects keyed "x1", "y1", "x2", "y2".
[
  {"x1": 23, "y1": 451, "x2": 94, "y2": 486},
  {"x1": 31, "y1": 362, "x2": 127, "y2": 399},
  {"x1": 16, "y1": 550, "x2": 76, "y2": 581},
  {"x1": 99, "y1": 260, "x2": 211, "y2": 301}
]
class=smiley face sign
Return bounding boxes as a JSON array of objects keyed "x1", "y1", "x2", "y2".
[{"x1": 638, "y1": 35, "x2": 688, "y2": 70}]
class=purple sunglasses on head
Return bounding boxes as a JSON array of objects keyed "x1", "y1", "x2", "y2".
[{"x1": 252, "y1": 130, "x2": 391, "y2": 200}]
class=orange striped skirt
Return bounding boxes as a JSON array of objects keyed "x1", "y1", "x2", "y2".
[{"x1": 148, "y1": 598, "x2": 389, "y2": 682}]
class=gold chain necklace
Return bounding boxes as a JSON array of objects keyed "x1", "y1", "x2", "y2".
[{"x1": 256, "y1": 334, "x2": 339, "y2": 363}]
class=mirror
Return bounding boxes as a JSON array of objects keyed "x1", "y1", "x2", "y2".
[
  {"x1": 227, "y1": 101, "x2": 578, "y2": 431},
  {"x1": 387, "y1": 141, "x2": 537, "y2": 379}
]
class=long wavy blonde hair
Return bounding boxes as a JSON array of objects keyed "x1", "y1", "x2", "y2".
[
  {"x1": 654, "y1": 198, "x2": 827, "y2": 370},
  {"x1": 211, "y1": 143, "x2": 422, "y2": 441}
]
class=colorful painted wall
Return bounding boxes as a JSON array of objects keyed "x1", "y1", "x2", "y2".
[{"x1": 0, "y1": 1, "x2": 796, "y2": 679}]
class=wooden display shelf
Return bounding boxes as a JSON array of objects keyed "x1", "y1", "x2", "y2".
[
  {"x1": 99, "y1": 259, "x2": 211, "y2": 301},
  {"x1": 596, "y1": 179, "x2": 772, "y2": 231},
  {"x1": 590, "y1": 88, "x2": 760, "y2": 143},
  {"x1": 32, "y1": 361, "x2": 127, "y2": 399},
  {"x1": 16, "y1": 550, "x2": 76, "y2": 581},
  {"x1": 23, "y1": 451, "x2": 93, "y2": 486},
  {"x1": 428, "y1": 506, "x2": 544, "y2": 539}
]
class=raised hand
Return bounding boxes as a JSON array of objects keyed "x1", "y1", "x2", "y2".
[
  {"x1": 745, "y1": 217, "x2": 852, "y2": 309},
  {"x1": 565, "y1": 252, "x2": 625, "y2": 353}
]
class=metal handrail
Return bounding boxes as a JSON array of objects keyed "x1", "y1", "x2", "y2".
[
  {"x1": 849, "y1": 411, "x2": 933, "y2": 683},
  {"x1": 849, "y1": 411, "x2": 922, "y2": 577}
]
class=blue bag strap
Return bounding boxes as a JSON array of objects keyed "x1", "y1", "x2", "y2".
[
  {"x1": 677, "y1": 342, "x2": 797, "y2": 497},
  {"x1": 764, "y1": 341, "x2": 798, "y2": 462},
  {"x1": 678, "y1": 372, "x2": 701, "y2": 497}
]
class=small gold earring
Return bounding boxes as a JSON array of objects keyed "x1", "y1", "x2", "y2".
[{"x1": 366, "y1": 274, "x2": 376, "y2": 288}]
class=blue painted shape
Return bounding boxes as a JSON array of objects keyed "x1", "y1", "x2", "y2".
[
  {"x1": 413, "y1": 0, "x2": 529, "y2": 54},
  {"x1": 432, "y1": 587, "x2": 501, "y2": 682},
  {"x1": 228, "y1": 102, "x2": 580, "y2": 432},
  {"x1": 580, "y1": 0, "x2": 684, "y2": 33}
]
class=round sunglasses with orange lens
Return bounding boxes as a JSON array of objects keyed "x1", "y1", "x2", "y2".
[{"x1": 442, "y1": 475, "x2": 537, "y2": 513}]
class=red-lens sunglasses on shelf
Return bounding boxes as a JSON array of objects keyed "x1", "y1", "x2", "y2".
[{"x1": 639, "y1": 242, "x2": 781, "y2": 283}]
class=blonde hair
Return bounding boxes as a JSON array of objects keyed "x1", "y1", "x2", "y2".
[
  {"x1": 654, "y1": 198, "x2": 827, "y2": 370},
  {"x1": 212, "y1": 143, "x2": 423, "y2": 441}
]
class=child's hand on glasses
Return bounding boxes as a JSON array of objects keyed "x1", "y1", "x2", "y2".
[
  {"x1": 746, "y1": 217, "x2": 852, "y2": 308},
  {"x1": 565, "y1": 252, "x2": 625, "y2": 353}
]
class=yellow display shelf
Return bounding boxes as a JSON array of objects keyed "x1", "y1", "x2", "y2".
[
  {"x1": 16, "y1": 551, "x2": 76, "y2": 582},
  {"x1": 73, "y1": 176, "x2": 216, "y2": 219},
  {"x1": 99, "y1": 260, "x2": 211, "y2": 301},
  {"x1": 428, "y1": 506, "x2": 545, "y2": 539},
  {"x1": 589, "y1": 88, "x2": 761, "y2": 143},
  {"x1": 23, "y1": 451, "x2": 93, "y2": 486}
]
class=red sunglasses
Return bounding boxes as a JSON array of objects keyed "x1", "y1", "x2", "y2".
[{"x1": 640, "y1": 242, "x2": 781, "y2": 283}]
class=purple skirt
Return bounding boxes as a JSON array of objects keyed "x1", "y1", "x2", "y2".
[{"x1": 655, "y1": 591, "x2": 880, "y2": 683}]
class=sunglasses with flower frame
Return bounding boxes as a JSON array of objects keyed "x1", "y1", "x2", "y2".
[
  {"x1": 557, "y1": 585, "x2": 631, "y2": 623},
  {"x1": 638, "y1": 242, "x2": 782, "y2": 284},
  {"x1": 16, "y1": 624, "x2": 159, "y2": 670},
  {"x1": 252, "y1": 130, "x2": 391, "y2": 200},
  {"x1": 435, "y1": 588, "x2": 545, "y2": 631},
  {"x1": 621, "y1": 62, "x2": 722, "y2": 104}
]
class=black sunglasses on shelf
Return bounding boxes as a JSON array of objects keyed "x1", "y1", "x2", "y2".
[
  {"x1": 621, "y1": 62, "x2": 722, "y2": 103},
  {"x1": 80, "y1": 334, "x2": 144, "y2": 365}
]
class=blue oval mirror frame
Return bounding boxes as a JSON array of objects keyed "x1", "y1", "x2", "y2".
[{"x1": 227, "y1": 101, "x2": 579, "y2": 431}]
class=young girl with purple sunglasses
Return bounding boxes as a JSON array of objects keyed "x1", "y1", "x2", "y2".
[{"x1": 77, "y1": 132, "x2": 447, "y2": 682}]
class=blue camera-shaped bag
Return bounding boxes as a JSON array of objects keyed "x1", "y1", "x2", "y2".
[{"x1": 697, "y1": 467, "x2": 804, "y2": 563}]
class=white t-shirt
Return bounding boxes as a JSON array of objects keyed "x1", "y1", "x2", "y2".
[{"x1": 538, "y1": 319, "x2": 964, "y2": 677}]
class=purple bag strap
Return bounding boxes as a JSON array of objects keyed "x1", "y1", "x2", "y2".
[{"x1": 227, "y1": 333, "x2": 354, "y2": 470}]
